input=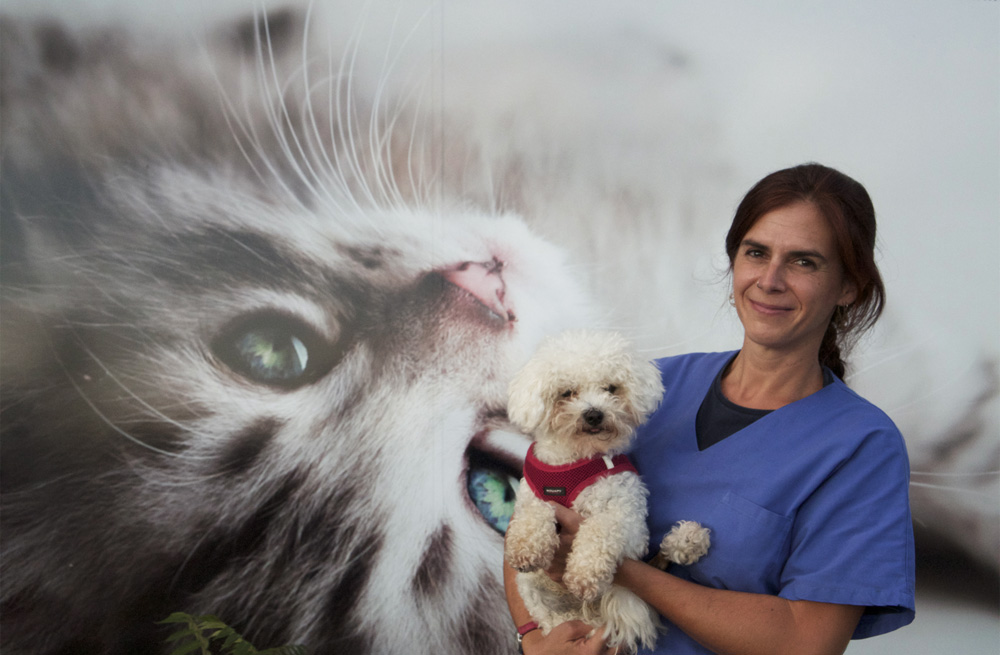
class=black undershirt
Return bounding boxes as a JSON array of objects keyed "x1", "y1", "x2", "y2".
[{"x1": 696, "y1": 355, "x2": 834, "y2": 451}]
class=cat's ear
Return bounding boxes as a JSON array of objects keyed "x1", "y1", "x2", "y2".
[
  {"x1": 219, "y1": 7, "x2": 307, "y2": 60},
  {"x1": 0, "y1": 16, "x2": 82, "y2": 84}
]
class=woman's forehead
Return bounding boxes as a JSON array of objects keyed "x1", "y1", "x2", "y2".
[{"x1": 745, "y1": 201, "x2": 837, "y2": 254}]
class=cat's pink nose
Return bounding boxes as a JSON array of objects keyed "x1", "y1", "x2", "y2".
[{"x1": 441, "y1": 258, "x2": 516, "y2": 322}]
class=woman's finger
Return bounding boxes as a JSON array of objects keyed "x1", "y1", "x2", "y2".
[
  {"x1": 550, "y1": 620, "x2": 594, "y2": 640},
  {"x1": 580, "y1": 625, "x2": 610, "y2": 654},
  {"x1": 551, "y1": 503, "x2": 583, "y2": 534}
]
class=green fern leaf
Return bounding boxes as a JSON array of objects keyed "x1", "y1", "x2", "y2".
[
  {"x1": 171, "y1": 641, "x2": 210, "y2": 655},
  {"x1": 160, "y1": 612, "x2": 306, "y2": 655}
]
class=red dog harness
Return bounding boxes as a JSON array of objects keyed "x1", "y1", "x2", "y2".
[{"x1": 522, "y1": 443, "x2": 638, "y2": 508}]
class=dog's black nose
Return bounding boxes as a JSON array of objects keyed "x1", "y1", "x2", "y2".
[{"x1": 583, "y1": 408, "x2": 604, "y2": 427}]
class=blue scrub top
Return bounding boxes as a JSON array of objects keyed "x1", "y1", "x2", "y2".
[{"x1": 632, "y1": 352, "x2": 915, "y2": 654}]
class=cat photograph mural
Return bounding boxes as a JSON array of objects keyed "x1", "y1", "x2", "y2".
[{"x1": 1, "y1": 1, "x2": 996, "y2": 654}]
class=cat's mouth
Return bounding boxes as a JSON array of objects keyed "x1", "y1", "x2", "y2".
[
  {"x1": 439, "y1": 258, "x2": 517, "y2": 325},
  {"x1": 464, "y1": 416, "x2": 526, "y2": 535}
]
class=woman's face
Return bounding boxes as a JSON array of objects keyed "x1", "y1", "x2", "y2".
[{"x1": 731, "y1": 200, "x2": 857, "y2": 359}]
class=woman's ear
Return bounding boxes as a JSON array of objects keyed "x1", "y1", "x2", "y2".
[{"x1": 838, "y1": 280, "x2": 859, "y2": 308}]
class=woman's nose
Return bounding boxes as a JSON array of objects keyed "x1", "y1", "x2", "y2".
[{"x1": 756, "y1": 263, "x2": 786, "y2": 292}]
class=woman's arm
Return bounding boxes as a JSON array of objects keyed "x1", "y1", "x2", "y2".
[
  {"x1": 615, "y1": 547, "x2": 863, "y2": 655},
  {"x1": 544, "y1": 503, "x2": 862, "y2": 655},
  {"x1": 503, "y1": 540, "x2": 609, "y2": 654}
]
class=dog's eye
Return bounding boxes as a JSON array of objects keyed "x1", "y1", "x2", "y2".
[
  {"x1": 560, "y1": 390, "x2": 574, "y2": 398},
  {"x1": 605, "y1": 384, "x2": 619, "y2": 394}
]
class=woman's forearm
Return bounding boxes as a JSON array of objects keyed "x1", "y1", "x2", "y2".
[
  {"x1": 504, "y1": 558, "x2": 535, "y2": 629},
  {"x1": 504, "y1": 559, "x2": 609, "y2": 655},
  {"x1": 615, "y1": 559, "x2": 862, "y2": 655}
]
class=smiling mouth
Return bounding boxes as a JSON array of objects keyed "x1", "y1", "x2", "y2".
[{"x1": 749, "y1": 298, "x2": 792, "y2": 314}]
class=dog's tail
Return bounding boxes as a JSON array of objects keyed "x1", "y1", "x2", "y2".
[{"x1": 583, "y1": 586, "x2": 662, "y2": 653}]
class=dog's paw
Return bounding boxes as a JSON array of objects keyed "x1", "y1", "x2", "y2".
[
  {"x1": 504, "y1": 521, "x2": 559, "y2": 572},
  {"x1": 563, "y1": 568, "x2": 609, "y2": 603},
  {"x1": 656, "y1": 520, "x2": 711, "y2": 567},
  {"x1": 505, "y1": 547, "x2": 553, "y2": 573}
]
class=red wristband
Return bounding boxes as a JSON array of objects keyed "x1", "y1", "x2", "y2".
[{"x1": 517, "y1": 621, "x2": 539, "y2": 636}]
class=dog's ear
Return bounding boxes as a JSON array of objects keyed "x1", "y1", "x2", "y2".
[
  {"x1": 507, "y1": 364, "x2": 549, "y2": 434},
  {"x1": 628, "y1": 357, "x2": 666, "y2": 421}
]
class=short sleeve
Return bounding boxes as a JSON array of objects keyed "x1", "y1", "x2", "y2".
[{"x1": 778, "y1": 420, "x2": 916, "y2": 638}]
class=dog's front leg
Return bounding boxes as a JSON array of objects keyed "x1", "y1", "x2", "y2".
[
  {"x1": 563, "y1": 476, "x2": 648, "y2": 602},
  {"x1": 505, "y1": 479, "x2": 560, "y2": 572}
]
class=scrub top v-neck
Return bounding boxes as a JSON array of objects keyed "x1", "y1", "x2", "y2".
[{"x1": 630, "y1": 351, "x2": 915, "y2": 654}]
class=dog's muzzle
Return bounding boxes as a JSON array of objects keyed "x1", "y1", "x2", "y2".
[{"x1": 582, "y1": 408, "x2": 604, "y2": 432}]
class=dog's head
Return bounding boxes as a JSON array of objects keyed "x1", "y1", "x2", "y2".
[{"x1": 507, "y1": 330, "x2": 664, "y2": 462}]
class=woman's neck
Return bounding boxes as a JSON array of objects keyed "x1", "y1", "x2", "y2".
[{"x1": 721, "y1": 347, "x2": 825, "y2": 410}]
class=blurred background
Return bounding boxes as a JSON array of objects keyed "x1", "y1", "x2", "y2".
[{"x1": 3, "y1": 0, "x2": 997, "y2": 652}]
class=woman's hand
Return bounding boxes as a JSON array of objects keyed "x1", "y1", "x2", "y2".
[
  {"x1": 521, "y1": 622, "x2": 616, "y2": 655},
  {"x1": 543, "y1": 503, "x2": 584, "y2": 584},
  {"x1": 508, "y1": 505, "x2": 620, "y2": 655}
]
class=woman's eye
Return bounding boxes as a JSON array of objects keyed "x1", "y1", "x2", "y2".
[
  {"x1": 214, "y1": 313, "x2": 342, "y2": 388},
  {"x1": 467, "y1": 467, "x2": 518, "y2": 534}
]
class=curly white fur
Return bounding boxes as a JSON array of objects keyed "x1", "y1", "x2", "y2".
[{"x1": 504, "y1": 330, "x2": 710, "y2": 653}]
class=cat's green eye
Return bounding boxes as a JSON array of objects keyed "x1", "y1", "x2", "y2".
[
  {"x1": 466, "y1": 449, "x2": 519, "y2": 534},
  {"x1": 214, "y1": 313, "x2": 340, "y2": 388},
  {"x1": 235, "y1": 329, "x2": 308, "y2": 381}
]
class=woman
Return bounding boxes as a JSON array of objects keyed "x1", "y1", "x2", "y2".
[{"x1": 504, "y1": 163, "x2": 916, "y2": 655}]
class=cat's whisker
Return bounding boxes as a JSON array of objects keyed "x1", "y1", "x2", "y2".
[
  {"x1": 842, "y1": 337, "x2": 938, "y2": 383},
  {"x1": 209, "y1": 64, "x2": 273, "y2": 198},
  {"x1": 368, "y1": 3, "x2": 437, "y2": 212},
  {"x1": 408, "y1": 80, "x2": 440, "y2": 211},
  {"x1": 366, "y1": 17, "x2": 397, "y2": 210},
  {"x1": 302, "y1": 76, "x2": 356, "y2": 216},
  {"x1": 384, "y1": 72, "x2": 430, "y2": 210},
  {"x1": 909, "y1": 481, "x2": 997, "y2": 497},
  {"x1": 53, "y1": 354, "x2": 184, "y2": 459},
  {"x1": 336, "y1": 13, "x2": 380, "y2": 213},
  {"x1": 298, "y1": 9, "x2": 359, "y2": 219},
  {"x1": 256, "y1": 9, "x2": 331, "y2": 208},
  {"x1": 911, "y1": 470, "x2": 1000, "y2": 478},
  {"x1": 880, "y1": 360, "x2": 985, "y2": 417},
  {"x1": 208, "y1": 34, "x2": 311, "y2": 215},
  {"x1": 63, "y1": 336, "x2": 212, "y2": 458}
]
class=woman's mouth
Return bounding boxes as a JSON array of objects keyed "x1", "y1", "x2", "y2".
[{"x1": 748, "y1": 298, "x2": 792, "y2": 316}]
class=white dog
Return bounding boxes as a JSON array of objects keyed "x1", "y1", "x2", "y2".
[{"x1": 505, "y1": 330, "x2": 710, "y2": 653}]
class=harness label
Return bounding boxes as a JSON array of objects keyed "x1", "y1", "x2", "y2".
[{"x1": 543, "y1": 486, "x2": 566, "y2": 496}]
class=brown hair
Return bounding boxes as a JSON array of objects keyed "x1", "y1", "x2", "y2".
[{"x1": 725, "y1": 163, "x2": 885, "y2": 378}]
